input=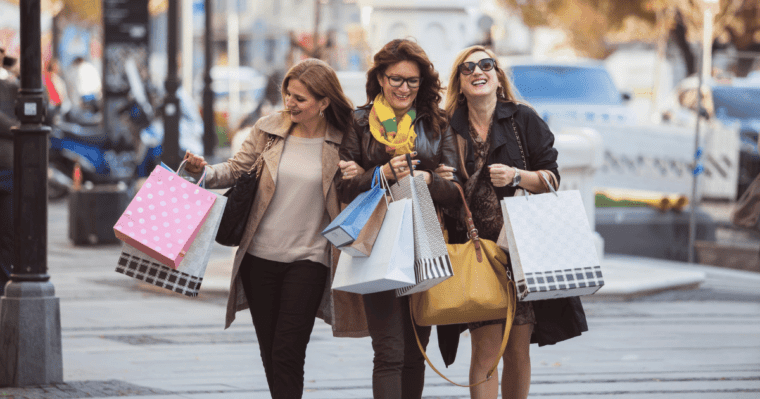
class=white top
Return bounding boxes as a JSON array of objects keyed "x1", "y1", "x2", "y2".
[{"x1": 247, "y1": 135, "x2": 330, "y2": 267}]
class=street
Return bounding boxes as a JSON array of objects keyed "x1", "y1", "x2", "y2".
[{"x1": 0, "y1": 199, "x2": 758, "y2": 398}]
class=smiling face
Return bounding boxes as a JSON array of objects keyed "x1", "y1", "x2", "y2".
[
  {"x1": 284, "y1": 78, "x2": 328, "y2": 126},
  {"x1": 459, "y1": 51, "x2": 499, "y2": 102},
  {"x1": 378, "y1": 60, "x2": 421, "y2": 115}
]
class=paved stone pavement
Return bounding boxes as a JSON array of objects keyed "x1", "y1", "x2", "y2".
[{"x1": 1, "y1": 200, "x2": 759, "y2": 398}]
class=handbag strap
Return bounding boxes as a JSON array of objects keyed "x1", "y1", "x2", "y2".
[
  {"x1": 510, "y1": 116, "x2": 528, "y2": 170},
  {"x1": 454, "y1": 182, "x2": 483, "y2": 263},
  {"x1": 409, "y1": 280, "x2": 517, "y2": 388},
  {"x1": 250, "y1": 136, "x2": 276, "y2": 177}
]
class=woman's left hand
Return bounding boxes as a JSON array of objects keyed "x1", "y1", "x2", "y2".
[
  {"x1": 488, "y1": 163, "x2": 516, "y2": 187},
  {"x1": 338, "y1": 160, "x2": 365, "y2": 180}
]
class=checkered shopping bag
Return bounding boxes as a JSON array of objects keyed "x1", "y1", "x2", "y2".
[
  {"x1": 115, "y1": 191, "x2": 226, "y2": 297},
  {"x1": 500, "y1": 184, "x2": 604, "y2": 301}
]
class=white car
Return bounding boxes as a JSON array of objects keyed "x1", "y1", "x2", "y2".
[{"x1": 500, "y1": 58, "x2": 636, "y2": 125}]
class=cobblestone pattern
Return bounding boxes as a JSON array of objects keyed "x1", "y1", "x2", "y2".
[{"x1": 0, "y1": 380, "x2": 170, "y2": 399}]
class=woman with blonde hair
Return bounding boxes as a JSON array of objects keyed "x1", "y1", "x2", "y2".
[
  {"x1": 184, "y1": 58, "x2": 359, "y2": 399},
  {"x1": 435, "y1": 46, "x2": 588, "y2": 399}
]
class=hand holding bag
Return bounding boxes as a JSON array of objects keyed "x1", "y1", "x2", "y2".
[
  {"x1": 390, "y1": 154, "x2": 454, "y2": 297},
  {"x1": 215, "y1": 136, "x2": 275, "y2": 247}
]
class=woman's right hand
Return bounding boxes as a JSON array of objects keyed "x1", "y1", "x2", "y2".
[
  {"x1": 183, "y1": 150, "x2": 208, "y2": 174},
  {"x1": 434, "y1": 164, "x2": 456, "y2": 181},
  {"x1": 382, "y1": 152, "x2": 420, "y2": 181}
]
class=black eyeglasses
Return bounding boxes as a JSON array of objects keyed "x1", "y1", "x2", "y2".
[
  {"x1": 458, "y1": 58, "x2": 496, "y2": 75},
  {"x1": 384, "y1": 74, "x2": 422, "y2": 88}
]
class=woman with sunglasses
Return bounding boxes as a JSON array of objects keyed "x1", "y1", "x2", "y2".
[
  {"x1": 337, "y1": 39, "x2": 462, "y2": 399},
  {"x1": 435, "y1": 46, "x2": 588, "y2": 399}
]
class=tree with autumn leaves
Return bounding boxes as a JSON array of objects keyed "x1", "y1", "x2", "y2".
[{"x1": 502, "y1": 0, "x2": 760, "y2": 77}]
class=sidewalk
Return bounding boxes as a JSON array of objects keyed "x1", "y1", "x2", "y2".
[{"x1": 1, "y1": 200, "x2": 759, "y2": 398}]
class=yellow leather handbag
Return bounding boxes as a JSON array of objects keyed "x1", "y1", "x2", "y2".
[{"x1": 409, "y1": 183, "x2": 516, "y2": 387}]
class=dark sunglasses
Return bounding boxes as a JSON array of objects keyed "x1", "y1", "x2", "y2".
[{"x1": 458, "y1": 58, "x2": 496, "y2": 75}]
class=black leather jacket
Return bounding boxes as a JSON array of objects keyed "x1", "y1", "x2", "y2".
[{"x1": 337, "y1": 106, "x2": 461, "y2": 207}]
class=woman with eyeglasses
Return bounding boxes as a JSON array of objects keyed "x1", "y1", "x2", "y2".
[
  {"x1": 336, "y1": 39, "x2": 462, "y2": 399},
  {"x1": 434, "y1": 46, "x2": 588, "y2": 399}
]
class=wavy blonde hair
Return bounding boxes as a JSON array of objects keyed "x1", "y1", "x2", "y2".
[{"x1": 444, "y1": 46, "x2": 523, "y2": 117}]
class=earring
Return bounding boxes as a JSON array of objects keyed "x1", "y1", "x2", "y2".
[
  {"x1": 498, "y1": 86, "x2": 506, "y2": 100},
  {"x1": 319, "y1": 109, "x2": 324, "y2": 118},
  {"x1": 457, "y1": 92, "x2": 466, "y2": 104}
]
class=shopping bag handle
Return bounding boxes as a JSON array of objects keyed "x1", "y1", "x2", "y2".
[
  {"x1": 377, "y1": 166, "x2": 395, "y2": 204},
  {"x1": 176, "y1": 160, "x2": 207, "y2": 186},
  {"x1": 520, "y1": 171, "x2": 558, "y2": 199},
  {"x1": 409, "y1": 280, "x2": 517, "y2": 388}
]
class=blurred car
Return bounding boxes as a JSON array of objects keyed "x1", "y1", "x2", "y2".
[
  {"x1": 661, "y1": 76, "x2": 760, "y2": 198},
  {"x1": 500, "y1": 58, "x2": 635, "y2": 125}
]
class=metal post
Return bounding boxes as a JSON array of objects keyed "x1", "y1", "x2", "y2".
[
  {"x1": 0, "y1": 0, "x2": 63, "y2": 386},
  {"x1": 203, "y1": 0, "x2": 216, "y2": 157},
  {"x1": 687, "y1": 47, "x2": 704, "y2": 264},
  {"x1": 163, "y1": 0, "x2": 181, "y2": 170}
]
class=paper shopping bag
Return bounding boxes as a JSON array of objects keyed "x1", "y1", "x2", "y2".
[
  {"x1": 501, "y1": 188, "x2": 603, "y2": 301},
  {"x1": 390, "y1": 171, "x2": 453, "y2": 297},
  {"x1": 114, "y1": 162, "x2": 216, "y2": 269},
  {"x1": 115, "y1": 191, "x2": 227, "y2": 297},
  {"x1": 332, "y1": 199, "x2": 415, "y2": 294},
  {"x1": 323, "y1": 167, "x2": 386, "y2": 248},
  {"x1": 338, "y1": 194, "x2": 389, "y2": 257}
]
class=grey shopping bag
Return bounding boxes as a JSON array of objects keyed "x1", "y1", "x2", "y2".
[{"x1": 115, "y1": 191, "x2": 227, "y2": 297}]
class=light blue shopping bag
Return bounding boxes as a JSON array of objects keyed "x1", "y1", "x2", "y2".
[{"x1": 322, "y1": 166, "x2": 387, "y2": 248}]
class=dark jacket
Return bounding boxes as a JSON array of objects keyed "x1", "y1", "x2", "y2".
[
  {"x1": 437, "y1": 101, "x2": 588, "y2": 366},
  {"x1": 337, "y1": 106, "x2": 461, "y2": 207}
]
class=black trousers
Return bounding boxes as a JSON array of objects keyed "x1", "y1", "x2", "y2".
[
  {"x1": 239, "y1": 253, "x2": 328, "y2": 399},
  {"x1": 0, "y1": 191, "x2": 12, "y2": 296},
  {"x1": 363, "y1": 289, "x2": 431, "y2": 399}
]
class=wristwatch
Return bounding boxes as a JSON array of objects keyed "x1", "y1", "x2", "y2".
[{"x1": 510, "y1": 169, "x2": 521, "y2": 187}]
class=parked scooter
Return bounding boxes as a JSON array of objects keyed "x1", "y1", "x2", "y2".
[{"x1": 47, "y1": 57, "x2": 203, "y2": 199}]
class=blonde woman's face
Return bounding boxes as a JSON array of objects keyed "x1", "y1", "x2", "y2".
[{"x1": 459, "y1": 51, "x2": 499, "y2": 102}]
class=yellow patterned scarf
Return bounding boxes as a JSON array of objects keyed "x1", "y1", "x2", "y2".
[{"x1": 369, "y1": 94, "x2": 417, "y2": 156}]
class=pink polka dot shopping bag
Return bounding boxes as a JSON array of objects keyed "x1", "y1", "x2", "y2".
[{"x1": 113, "y1": 162, "x2": 216, "y2": 269}]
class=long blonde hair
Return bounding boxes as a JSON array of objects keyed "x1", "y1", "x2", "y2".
[{"x1": 444, "y1": 46, "x2": 522, "y2": 117}]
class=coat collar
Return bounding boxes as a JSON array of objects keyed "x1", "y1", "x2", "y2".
[{"x1": 257, "y1": 111, "x2": 343, "y2": 145}]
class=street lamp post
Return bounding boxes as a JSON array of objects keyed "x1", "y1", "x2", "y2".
[
  {"x1": 163, "y1": 0, "x2": 181, "y2": 170},
  {"x1": 0, "y1": 0, "x2": 63, "y2": 386},
  {"x1": 203, "y1": 0, "x2": 216, "y2": 158},
  {"x1": 688, "y1": 0, "x2": 719, "y2": 264}
]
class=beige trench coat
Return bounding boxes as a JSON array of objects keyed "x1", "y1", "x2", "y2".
[{"x1": 202, "y1": 112, "x2": 369, "y2": 337}]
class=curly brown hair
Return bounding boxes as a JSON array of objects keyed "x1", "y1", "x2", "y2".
[{"x1": 363, "y1": 39, "x2": 447, "y2": 137}]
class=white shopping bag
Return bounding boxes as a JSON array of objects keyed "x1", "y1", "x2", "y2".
[
  {"x1": 501, "y1": 186, "x2": 603, "y2": 301},
  {"x1": 115, "y1": 191, "x2": 227, "y2": 297},
  {"x1": 332, "y1": 199, "x2": 415, "y2": 295}
]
